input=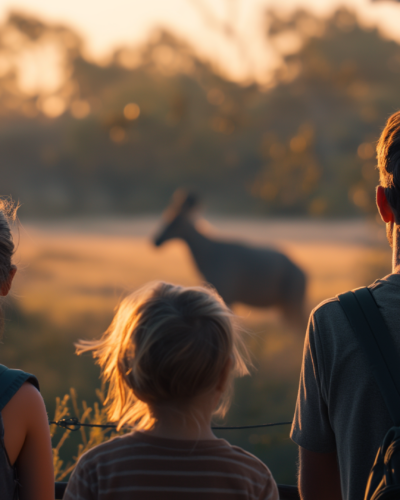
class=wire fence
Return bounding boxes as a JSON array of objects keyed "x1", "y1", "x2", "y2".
[{"x1": 49, "y1": 417, "x2": 293, "y2": 431}]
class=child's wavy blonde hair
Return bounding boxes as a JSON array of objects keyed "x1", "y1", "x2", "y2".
[{"x1": 76, "y1": 282, "x2": 250, "y2": 430}]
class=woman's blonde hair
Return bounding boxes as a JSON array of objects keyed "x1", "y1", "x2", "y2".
[
  {"x1": 76, "y1": 282, "x2": 250, "y2": 430},
  {"x1": 0, "y1": 197, "x2": 18, "y2": 334}
]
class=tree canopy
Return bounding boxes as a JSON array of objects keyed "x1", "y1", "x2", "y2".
[{"x1": 0, "y1": 7, "x2": 397, "y2": 217}]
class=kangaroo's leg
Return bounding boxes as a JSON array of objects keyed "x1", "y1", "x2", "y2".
[
  {"x1": 282, "y1": 299, "x2": 307, "y2": 334},
  {"x1": 281, "y1": 271, "x2": 308, "y2": 334}
]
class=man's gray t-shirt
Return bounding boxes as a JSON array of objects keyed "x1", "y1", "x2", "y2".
[{"x1": 291, "y1": 274, "x2": 400, "y2": 500}]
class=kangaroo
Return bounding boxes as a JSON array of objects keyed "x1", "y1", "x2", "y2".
[{"x1": 153, "y1": 190, "x2": 307, "y2": 328}]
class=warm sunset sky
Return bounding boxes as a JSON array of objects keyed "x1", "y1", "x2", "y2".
[{"x1": 1, "y1": 0, "x2": 400, "y2": 82}]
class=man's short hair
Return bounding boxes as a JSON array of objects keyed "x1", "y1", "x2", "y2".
[{"x1": 377, "y1": 110, "x2": 400, "y2": 218}]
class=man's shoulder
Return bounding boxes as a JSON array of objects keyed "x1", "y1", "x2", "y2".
[
  {"x1": 311, "y1": 280, "x2": 384, "y2": 322},
  {"x1": 311, "y1": 295, "x2": 342, "y2": 322},
  {"x1": 309, "y1": 287, "x2": 369, "y2": 338}
]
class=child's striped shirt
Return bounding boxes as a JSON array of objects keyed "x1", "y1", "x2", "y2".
[{"x1": 63, "y1": 431, "x2": 279, "y2": 500}]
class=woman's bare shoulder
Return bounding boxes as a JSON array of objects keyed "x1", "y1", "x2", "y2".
[
  {"x1": 2, "y1": 382, "x2": 48, "y2": 467},
  {"x1": 3, "y1": 382, "x2": 44, "y2": 414}
]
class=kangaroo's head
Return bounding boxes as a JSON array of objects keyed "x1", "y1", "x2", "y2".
[{"x1": 154, "y1": 190, "x2": 199, "y2": 247}]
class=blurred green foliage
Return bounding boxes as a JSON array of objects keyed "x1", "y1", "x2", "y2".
[{"x1": 0, "y1": 7, "x2": 396, "y2": 217}]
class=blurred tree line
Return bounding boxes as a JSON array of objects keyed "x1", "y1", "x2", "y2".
[{"x1": 0, "y1": 7, "x2": 398, "y2": 217}]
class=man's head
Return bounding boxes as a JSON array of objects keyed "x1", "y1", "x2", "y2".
[{"x1": 376, "y1": 111, "x2": 400, "y2": 246}]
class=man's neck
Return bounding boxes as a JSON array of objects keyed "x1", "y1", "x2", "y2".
[{"x1": 392, "y1": 224, "x2": 400, "y2": 274}]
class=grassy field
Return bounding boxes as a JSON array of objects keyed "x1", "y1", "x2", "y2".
[{"x1": 0, "y1": 216, "x2": 391, "y2": 484}]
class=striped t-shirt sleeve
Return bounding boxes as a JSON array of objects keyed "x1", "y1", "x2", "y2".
[
  {"x1": 259, "y1": 477, "x2": 279, "y2": 500},
  {"x1": 64, "y1": 459, "x2": 95, "y2": 500}
]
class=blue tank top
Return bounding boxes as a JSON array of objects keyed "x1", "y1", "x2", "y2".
[{"x1": 0, "y1": 365, "x2": 40, "y2": 500}]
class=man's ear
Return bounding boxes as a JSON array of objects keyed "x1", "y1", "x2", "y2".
[
  {"x1": 376, "y1": 186, "x2": 395, "y2": 223},
  {"x1": 0, "y1": 265, "x2": 17, "y2": 297}
]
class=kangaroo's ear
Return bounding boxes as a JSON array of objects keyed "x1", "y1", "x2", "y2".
[{"x1": 172, "y1": 189, "x2": 199, "y2": 215}]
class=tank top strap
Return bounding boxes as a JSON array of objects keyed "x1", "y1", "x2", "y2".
[{"x1": 0, "y1": 364, "x2": 40, "y2": 411}]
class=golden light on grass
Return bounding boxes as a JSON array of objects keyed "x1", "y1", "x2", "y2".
[
  {"x1": 12, "y1": 218, "x2": 390, "y2": 328},
  {"x1": 123, "y1": 103, "x2": 140, "y2": 120},
  {"x1": 109, "y1": 126, "x2": 126, "y2": 143},
  {"x1": 71, "y1": 100, "x2": 91, "y2": 119},
  {"x1": 12, "y1": 226, "x2": 197, "y2": 324}
]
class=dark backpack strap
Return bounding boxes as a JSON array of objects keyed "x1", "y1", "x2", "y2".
[
  {"x1": 338, "y1": 288, "x2": 400, "y2": 426},
  {"x1": 0, "y1": 364, "x2": 40, "y2": 412},
  {"x1": 354, "y1": 287, "x2": 400, "y2": 394}
]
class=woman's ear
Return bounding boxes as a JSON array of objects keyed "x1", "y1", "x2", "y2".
[
  {"x1": 376, "y1": 186, "x2": 395, "y2": 223},
  {"x1": 0, "y1": 265, "x2": 17, "y2": 296}
]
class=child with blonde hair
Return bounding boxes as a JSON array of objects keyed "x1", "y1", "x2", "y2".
[{"x1": 64, "y1": 282, "x2": 279, "y2": 500}]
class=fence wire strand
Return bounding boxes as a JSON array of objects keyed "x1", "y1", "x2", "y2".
[{"x1": 49, "y1": 417, "x2": 293, "y2": 432}]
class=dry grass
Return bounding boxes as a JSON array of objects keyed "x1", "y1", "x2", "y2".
[{"x1": 51, "y1": 388, "x2": 126, "y2": 481}]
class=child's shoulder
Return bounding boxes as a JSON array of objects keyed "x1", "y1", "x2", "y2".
[
  {"x1": 206, "y1": 439, "x2": 272, "y2": 478},
  {"x1": 75, "y1": 432, "x2": 140, "y2": 468},
  {"x1": 222, "y1": 441, "x2": 274, "y2": 475},
  {"x1": 213, "y1": 441, "x2": 277, "y2": 495}
]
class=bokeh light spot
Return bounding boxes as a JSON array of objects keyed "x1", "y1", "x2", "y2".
[
  {"x1": 357, "y1": 142, "x2": 375, "y2": 160},
  {"x1": 40, "y1": 96, "x2": 66, "y2": 118},
  {"x1": 109, "y1": 126, "x2": 126, "y2": 143},
  {"x1": 71, "y1": 100, "x2": 91, "y2": 119},
  {"x1": 350, "y1": 186, "x2": 369, "y2": 209},
  {"x1": 124, "y1": 103, "x2": 140, "y2": 120},
  {"x1": 290, "y1": 136, "x2": 307, "y2": 153}
]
